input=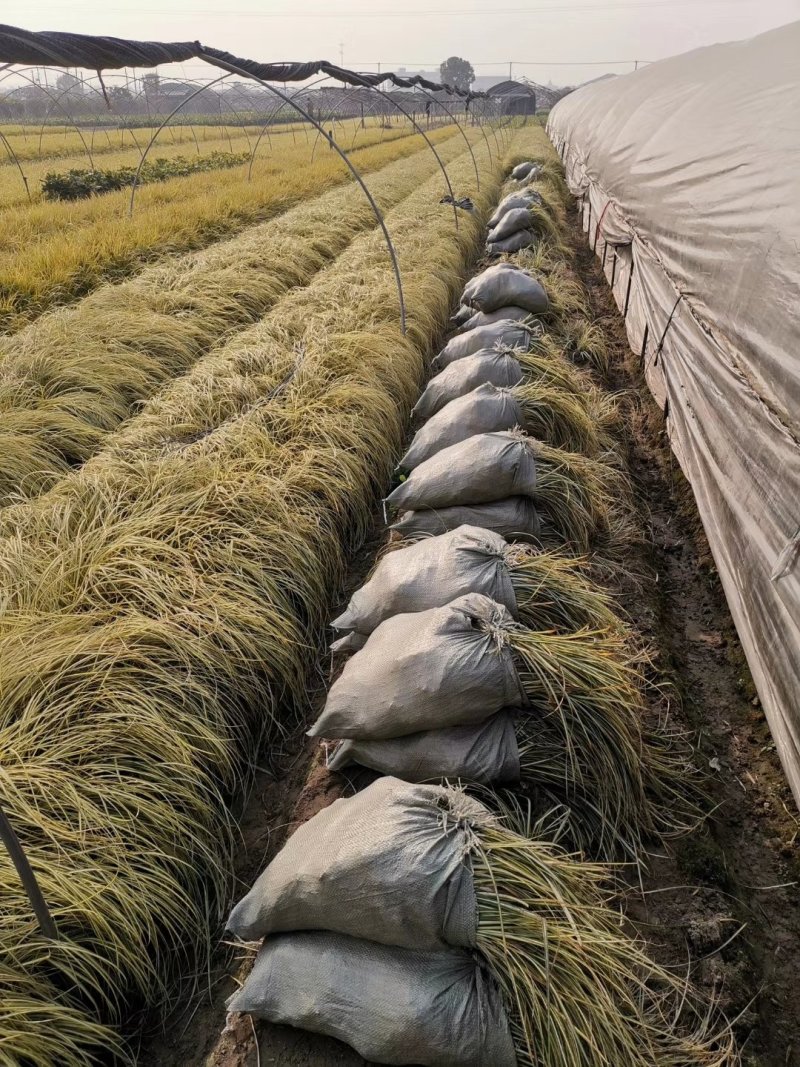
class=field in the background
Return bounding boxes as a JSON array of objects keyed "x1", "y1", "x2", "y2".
[{"x1": 0, "y1": 117, "x2": 453, "y2": 329}]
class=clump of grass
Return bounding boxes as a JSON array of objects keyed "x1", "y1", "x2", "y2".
[
  {"x1": 527, "y1": 436, "x2": 630, "y2": 552},
  {"x1": 500, "y1": 622, "x2": 651, "y2": 853},
  {"x1": 496, "y1": 619, "x2": 706, "y2": 859},
  {"x1": 512, "y1": 382, "x2": 604, "y2": 455},
  {"x1": 504, "y1": 544, "x2": 627, "y2": 633},
  {"x1": 515, "y1": 342, "x2": 592, "y2": 394},
  {"x1": 560, "y1": 315, "x2": 612, "y2": 373},
  {"x1": 539, "y1": 260, "x2": 591, "y2": 323},
  {"x1": 0, "y1": 981, "x2": 125, "y2": 1067},
  {"x1": 470, "y1": 814, "x2": 737, "y2": 1067}
]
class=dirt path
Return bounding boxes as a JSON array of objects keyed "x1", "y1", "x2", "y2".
[{"x1": 138, "y1": 198, "x2": 800, "y2": 1067}]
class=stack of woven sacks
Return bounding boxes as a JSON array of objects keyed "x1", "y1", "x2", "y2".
[{"x1": 485, "y1": 160, "x2": 543, "y2": 253}]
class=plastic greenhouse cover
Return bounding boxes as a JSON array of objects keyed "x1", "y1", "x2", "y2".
[{"x1": 547, "y1": 22, "x2": 800, "y2": 806}]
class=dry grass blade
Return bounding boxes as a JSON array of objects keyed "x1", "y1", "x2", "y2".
[
  {"x1": 471, "y1": 821, "x2": 738, "y2": 1067},
  {"x1": 504, "y1": 544, "x2": 627, "y2": 633}
]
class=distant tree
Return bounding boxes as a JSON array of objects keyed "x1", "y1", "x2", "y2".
[
  {"x1": 107, "y1": 86, "x2": 133, "y2": 107},
  {"x1": 55, "y1": 72, "x2": 86, "y2": 97},
  {"x1": 439, "y1": 56, "x2": 475, "y2": 92}
]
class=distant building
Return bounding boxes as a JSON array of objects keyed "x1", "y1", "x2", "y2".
[
  {"x1": 487, "y1": 79, "x2": 538, "y2": 115},
  {"x1": 394, "y1": 67, "x2": 441, "y2": 84}
]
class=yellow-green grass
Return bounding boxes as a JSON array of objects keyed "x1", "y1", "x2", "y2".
[
  {"x1": 473, "y1": 818, "x2": 735, "y2": 1067},
  {"x1": 0, "y1": 129, "x2": 477, "y2": 507},
  {"x1": 0, "y1": 121, "x2": 264, "y2": 165},
  {"x1": 0, "y1": 119, "x2": 418, "y2": 211},
  {"x1": 0, "y1": 121, "x2": 457, "y2": 330},
  {"x1": 0, "y1": 115, "x2": 394, "y2": 164},
  {"x1": 0, "y1": 130, "x2": 517, "y2": 1061}
]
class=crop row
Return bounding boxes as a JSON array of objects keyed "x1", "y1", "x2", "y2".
[
  {"x1": 0, "y1": 130, "x2": 513, "y2": 1064},
  {"x1": 0, "y1": 121, "x2": 457, "y2": 329},
  {"x1": 0, "y1": 128, "x2": 475, "y2": 506}
]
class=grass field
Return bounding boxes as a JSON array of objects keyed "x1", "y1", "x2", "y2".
[
  {"x1": 0, "y1": 127, "x2": 481, "y2": 505},
  {"x1": 0, "y1": 119, "x2": 524, "y2": 1062},
  {"x1": 0, "y1": 118, "x2": 456, "y2": 329}
]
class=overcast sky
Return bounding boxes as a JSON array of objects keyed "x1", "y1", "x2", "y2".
[{"x1": 4, "y1": 0, "x2": 799, "y2": 86}]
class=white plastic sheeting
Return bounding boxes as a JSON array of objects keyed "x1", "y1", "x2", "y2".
[{"x1": 547, "y1": 23, "x2": 800, "y2": 805}]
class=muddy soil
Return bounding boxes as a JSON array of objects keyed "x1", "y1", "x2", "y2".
[{"x1": 138, "y1": 201, "x2": 800, "y2": 1067}]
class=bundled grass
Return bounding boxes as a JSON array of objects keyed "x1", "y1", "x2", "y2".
[
  {"x1": 516, "y1": 339, "x2": 621, "y2": 433},
  {"x1": 504, "y1": 544, "x2": 626, "y2": 633},
  {"x1": 0, "y1": 129, "x2": 472, "y2": 507},
  {"x1": 471, "y1": 818, "x2": 736, "y2": 1067},
  {"x1": 0, "y1": 128, "x2": 531, "y2": 1060},
  {"x1": 527, "y1": 201, "x2": 569, "y2": 250},
  {"x1": 526, "y1": 436, "x2": 630, "y2": 552},
  {"x1": 515, "y1": 341, "x2": 590, "y2": 393},
  {"x1": 559, "y1": 315, "x2": 613, "y2": 372},
  {"x1": 500, "y1": 622, "x2": 650, "y2": 855},
  {"x1": 497, "y1": 622, "x2": 705, "y2": 859},
  {"x1": 512, "y1": 382, "x2": 604, "y2": 455}
]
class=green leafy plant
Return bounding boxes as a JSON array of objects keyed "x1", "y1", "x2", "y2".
[{"x1": 41, "y1": 151, "x2": 251, "y2": 201}]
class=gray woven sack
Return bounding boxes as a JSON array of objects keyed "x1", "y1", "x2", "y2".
[
  {"x1": 461, "y1": 261, "x2": 517, "y2": 299},
  {"x1": 310, "y1": 593, "x2": 526, "y2": 740},
  {"x1": 392, "y1": 496, "x2": 540, "y2": 542},
  {"x1": 330, "y1": 630, "x2": 368, "y2": 653},
  {"x1": 329, "y1": 711, "x2": 521, "y2": 785},
  {"x1": 488, "y1": 190, "x2": 540, "y2": 229},
  {"x1": 450, "y1": 303, "x2": 474, "y2": 327},
  {"x1": 387, "y1": 430, "x2": 536, "y2": 512},
  {"x1": 511, "y1": 160, "x2": 537, "y2": 180},
  {"x1": 517, "y1": 167, "x2": 543, "y2": 187},
  {"x1": 487, "y1": 230, "x2": 535, "y2": 255},
  {"x1": 402, "y1": 385, "x2": 525, "y2": 470},
  {"x1": 433, "y1": 320, "x2": 534, "y2": 368},
  {"x1": 227, "y1": 777, "x2": 488, "y2": 947},
  {"x1": 486, "y1": 207, "x2": 534, "y2": 243},
  {"x1": 455, "y1": 305, "x2": 531, "y2": 334},
  {"x1": 228, "y1": 930, "x2": 517, "y2": 1067},
  {"x1": 462, "y1": 263, "x2": 548, "y2": 315},
  {"x1": 411, "y1": 350, "x2": 523, "y2": 421},
  {"x1": 332, "y1": 525, "x2": 516, "y2": 637}
]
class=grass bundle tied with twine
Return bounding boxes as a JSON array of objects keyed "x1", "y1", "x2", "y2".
[
  {"x1": 509, "y1": 381, "x2": 610, "y2": 456},
  {"x1": 503, "y1": 544, "x2": 626, "y2": 634},
  {"x1": 489, "y1": 616, "x2": 704, "y2": 860},
  {"x1": 470, "y1": 813, "x2": 736, "y2": 1067},
  {"x1": 525, "y1": 436, "x2": 631, "y2": 552}
]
